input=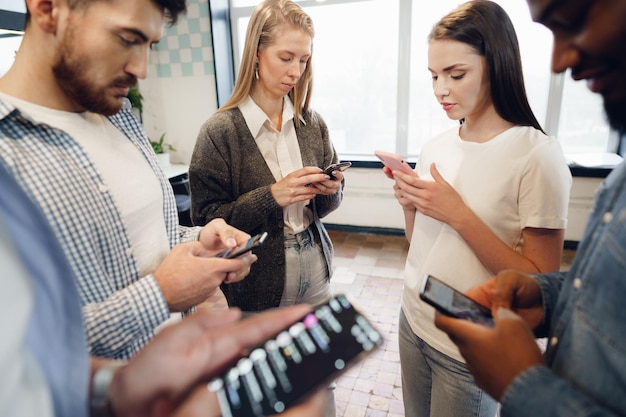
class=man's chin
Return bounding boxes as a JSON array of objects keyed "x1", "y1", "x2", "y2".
[{"x1": 82, "y1": 97, "x2": 124, "y2": 116}]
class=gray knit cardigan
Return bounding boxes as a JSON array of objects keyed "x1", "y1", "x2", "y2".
[{"x1": 189, "y1": 107, "x2": 343, "y2": 311}]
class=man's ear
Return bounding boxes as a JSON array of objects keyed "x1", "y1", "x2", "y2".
[{"x1": 25, "y1": 0, "x2": 59, "y2": 34}]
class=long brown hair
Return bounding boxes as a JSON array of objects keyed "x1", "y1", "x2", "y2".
[
  {"x1": 430, "y1": 0, "x2": 544, "y2": 132},
  {"x1": 219, "y1": 0, "x2": 314, "y2": 127}
]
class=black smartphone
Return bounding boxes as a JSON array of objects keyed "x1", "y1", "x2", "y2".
[
  {"x1": 323, "y1": 161, "x2": 352, "y2": 179},
  {"x1": 207, "y1": 294, "x2": 383, "y2": 417},
  {"x1": 215, "y1": 232, "x2": 268, "y2": 259},
  {"x1": 419, "y1": 274, "x2": 493, "y2": 327}
]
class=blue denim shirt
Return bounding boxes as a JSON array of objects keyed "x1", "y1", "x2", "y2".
[
  {"x1": 0, "y1": 163, "x2": 89, "y2": 417},
  {"x1": 501, "y1": 158, "x2": 626, "y2": 416}
]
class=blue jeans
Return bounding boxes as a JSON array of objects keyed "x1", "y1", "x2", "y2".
[
  {"x1": 399, "y1": 309, "x2": 497, "y2": 417},
  {"x1": 281, "y1": 226, "x2": 336, "y2": 417},
  {"x1": 280, "y1": 227, "x2": 333, "y2": 308}
]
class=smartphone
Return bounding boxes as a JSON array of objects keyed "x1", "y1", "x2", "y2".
[
  {"x1": 207, "y1": 294, "x2": 383, "y2": 417},
  {"x1": 323, "y1": 161, "x2": 352, "y2": 179},
  {"x1": 419, "y1": 274, "x2": 493, "y2": 327},
  {"x1": 374, "y1": 150, "x2": 416, "y2": 176},
  {"x1": 215, "y1": 232, "x2": 268, "y2": 259}
]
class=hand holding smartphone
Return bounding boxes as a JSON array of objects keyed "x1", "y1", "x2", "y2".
[
  {"x1": 419, "y1": 274, "x2": 493, "y2": 327},
  {"x1": 214, "y1": 232, "x2": 268, "y2": 259},
  {"x1": 374, "y1": 150, "x2": 416, "y2": 176},
  {"x1": 207, "y1": 294, "x2": 383, "y2": 417},
  {"x1": 323, "y1": 161, "x2": 352, "y2": 180}
]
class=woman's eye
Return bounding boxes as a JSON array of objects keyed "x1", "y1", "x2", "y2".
[
  {"x1": 431, "y1": 75, "x2": 438, "y2": 81},
  {"x1": 451, "y1": 74, "x2": 465, "y2": 80}
]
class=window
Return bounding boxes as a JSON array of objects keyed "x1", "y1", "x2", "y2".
[
  {"x1": 557, "y1": 70, "x2": 613, "y2": 154},
  {"x1": 227, "y1": 0, "x2": 614, "y2": 160},
  {"x1": 0, "y1": 34, "x2": 22, "y2": 77}
]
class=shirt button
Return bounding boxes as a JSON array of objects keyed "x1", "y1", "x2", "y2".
[
  {"x1": 602, "y1": 212, "x2": 613, "y2": 223},
  {"x1": 99, "y1": 183, "x2": 109, "y2": 193},
  {"x1": 573, "y1": 278, "x2": 582, "y2": 289},
  {"x1": 550, "y1": 336, "x2": 559, "y2": 347}
]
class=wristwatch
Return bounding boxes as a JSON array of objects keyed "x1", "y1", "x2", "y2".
[{"x1": 90, "y1": 361, "x2": 126, "y2": 417}]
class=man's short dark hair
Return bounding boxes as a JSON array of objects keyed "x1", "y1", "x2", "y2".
[{"x1": 26, "y1": 0, "x2": 187, "y2": 26}]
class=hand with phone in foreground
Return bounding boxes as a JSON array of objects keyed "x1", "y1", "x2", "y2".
[
  {"x1": 108, "y1": 305, "x2": 327, "y2": 417},
  {"x1": 434, "y1": 270, "x2": 546, "y2": 401}
]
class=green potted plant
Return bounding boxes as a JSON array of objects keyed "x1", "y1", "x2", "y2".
[
  {"x1": 150, "y1": 133, "x2": 176, "y2": 167},
  {"x1": 127, "y1": 87, "x2": 143, "y2": 123}
]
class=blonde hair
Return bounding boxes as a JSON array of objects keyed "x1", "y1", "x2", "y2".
[{"x1": 219, "y1": 0, "x2": 314, "y2": 126}]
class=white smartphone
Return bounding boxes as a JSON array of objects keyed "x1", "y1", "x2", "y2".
[
  {"x1": 207, "y1": 294, "x2": 383, "y2": 417},
  {"x1": 419, "y1": 274, "x2": 493, "y2": 327},
  {"x1": 374, "y1": 150, "x2": 416, "y2": 176},
  {"x1": 214, "y1": 232, "x2": 268, "y2": 259}
]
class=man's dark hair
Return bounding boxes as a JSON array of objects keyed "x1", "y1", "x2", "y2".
[{"x1": 25, "y1": 0, "x2": 187, "y2": 27}]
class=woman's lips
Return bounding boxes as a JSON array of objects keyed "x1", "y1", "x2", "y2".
[{"x1": 441, "y1": 103, "x2": 455, "y2": 111}]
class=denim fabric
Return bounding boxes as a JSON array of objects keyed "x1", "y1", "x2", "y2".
[
  {"x1": 280, "y1": 227, "x2": 333, "y2": 308},
  {"x1": 0, "y1": 163, "x2": 89, "y2": 417},
  {"x1": 501, "y1": 160, "x2": 626, "y2": 416},
  {"x1": 399, "y1": 310, "x2": 497, "y2": 417}
]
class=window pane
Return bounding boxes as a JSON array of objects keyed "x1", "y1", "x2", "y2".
[
  {"x1": 558, "y1": 70, "x2": 611, "y2": 154},
  {"x1": 0, "y1": 35, "x2": 22, "y2": 77},
  {"x1": 306, "y1": 0, "x2": 399, "y2": 157}
]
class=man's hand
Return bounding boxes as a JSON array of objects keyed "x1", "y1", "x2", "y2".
[
  {"x1": 153, "y1": 240, "x2": 256, "y2": 312},
  {"x1": 468, "y1": 269, "x2": 545, "y2": 330},
  {"x1": 435, "y1": 308, "x2": 546, "y2": 400},
  {"x1": 109, "y1": 305, "x2": 315, "y2": 416},
  {"x1": 196, "y1": 218, "x2": 250, "y2": 254}
]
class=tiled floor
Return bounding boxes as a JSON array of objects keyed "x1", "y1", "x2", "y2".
[
  {"x1": 326, "y1": 229, "x2": 576, "y2": 417},
  {"x1": 328, "y1": 230, "x2": 409, "y2": 417}
]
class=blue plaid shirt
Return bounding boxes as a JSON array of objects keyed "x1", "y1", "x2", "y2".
[{"x1": 0, "y1": 97, "x2": 200, "y2": 359}]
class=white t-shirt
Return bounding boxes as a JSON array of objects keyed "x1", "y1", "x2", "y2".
[
  {"x1": 402, "y1": 125, "x2": 572, "y2": 361},
  {"x1": 0, "y1": 93, "x2": 169, "y2": 277}
]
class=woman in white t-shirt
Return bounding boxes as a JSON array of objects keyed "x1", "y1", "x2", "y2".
[{"x1": 383, "y1": 2, "x2": 572, "y2": 416}]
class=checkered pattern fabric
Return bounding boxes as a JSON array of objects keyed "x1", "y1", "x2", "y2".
[
  {"x1": 0, "y1": 97, "x2": 200, "y2": 359},
  {"x1": 150, "y1": 0, "x2": 215, "y2": 78}
]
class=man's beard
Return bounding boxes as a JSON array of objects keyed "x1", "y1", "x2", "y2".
[
  {"x1": 52, "y1": 35, "x2": 135, "y2": 116},
  {"x1": 604, "y1": 99, "x2": 626, "y2": 135}
]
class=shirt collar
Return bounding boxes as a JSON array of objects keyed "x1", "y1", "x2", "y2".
[
  {"x1": 239, "y1": 95, "x2": 305, "y2": 139},
  {"x1": 0, "y1": 96, "x2": 18, "y2": 121}
]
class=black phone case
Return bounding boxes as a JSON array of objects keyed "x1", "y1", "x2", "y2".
[
  {"x1": 419, "y1": 275, "x2": 493, "y2": 327},
  {"x1": 215, "y1": 232, "x2": 268, "y2": 259},
  {"x1": 208, "y1": 294, "x2": 383, "y2": 417}
]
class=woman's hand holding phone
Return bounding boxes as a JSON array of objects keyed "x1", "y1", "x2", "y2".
[
  {"x1": 374, "y1": 150, "x2": 417, "y2": 178},
  {"x1": 323, "y1": 161, "x2": 352, "y2": 180}
]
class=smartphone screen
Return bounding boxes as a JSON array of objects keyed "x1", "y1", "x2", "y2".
[
  {"x1": 207, "y1": 294, "x2": 383, "y2": 417},
  {"x1": 419, "y1": 275, "x2": 493, "y2": 327},
  {"x1": 215, "y1": 232, "x2": 268, "y2": 259}
]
